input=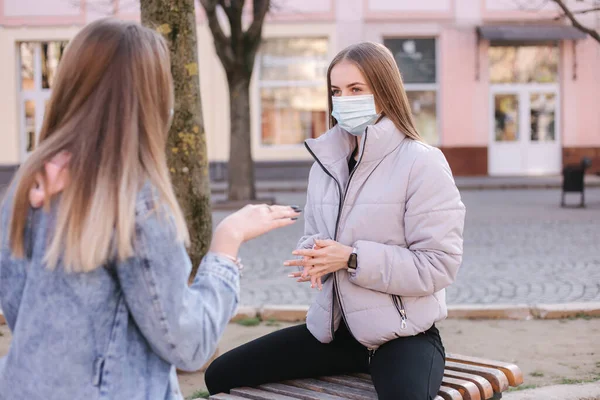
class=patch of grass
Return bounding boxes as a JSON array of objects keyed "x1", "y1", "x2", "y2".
[
  {"x1": 560, "y1": 375, "x2": 600, "y2": 385},
  {"x1": 265, "y1": 318, "x2": 281, "y2": 327},
  {"x1": 186, "y1": 390, "x2": 209, "y2": 400},
  {"x1": 508, "y1": 384, "x2": 537, "y2": 392},
  {"x1": 562, "y1": 378, "x2": 585, "y2": 385},
  {"x1": 596, "y1": 361, "x2": 600, "y2": 369},
  {"x1": 568, "y1": 313, "x2": 599, "y2": 321},
  {"x1": 530, "y1": 371, "x2": 544, "y2": 378},
  {"x1": 236, "y1": 317, "x2": 261, "y2": 327}
]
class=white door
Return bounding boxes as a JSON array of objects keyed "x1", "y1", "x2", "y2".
[{"x1": 489, "y1": 84, "x2": 560, "y2": 176}]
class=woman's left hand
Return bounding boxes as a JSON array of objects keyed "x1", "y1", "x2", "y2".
[{"x1": 284, "y1": 239, "x2": 354, "y2": 280}]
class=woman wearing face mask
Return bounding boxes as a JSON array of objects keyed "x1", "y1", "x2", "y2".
[{"x1": 205, "y1": 42, "x2": 465, "y2": 400}]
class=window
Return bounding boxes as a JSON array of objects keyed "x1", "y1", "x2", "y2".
[
  {"x1": 384, "y1": 38, "x2": 438, "y2": 145},
  {"x1": 489, "y1": 45, "x2": 558, "y2": 84},
  {"x1": 18, "y1": 41, "x2": 67, "y2": 156},
  {"x1": 258, "y1": 38, "x2": 329, "y2": 146}
]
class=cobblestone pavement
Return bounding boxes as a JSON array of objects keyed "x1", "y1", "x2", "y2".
[{"x1": 213, "y1": 188, "x2": 600, "y2": 306}]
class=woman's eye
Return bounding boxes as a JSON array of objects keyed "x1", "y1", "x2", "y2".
[
  {"x1": 331, "y1": 90, "x2": 341, "y2": 96},
  {"x1": 352, "y1": 87, "x2": 361, "y2": 93}
]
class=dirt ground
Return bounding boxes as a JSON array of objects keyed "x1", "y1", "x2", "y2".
[{"x1": 1, "y1": 318, "x2": 599, "y2": 399}]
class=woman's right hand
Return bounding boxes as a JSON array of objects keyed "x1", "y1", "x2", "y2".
[
  {"x1": 287, "y1": 243, "x2": 323, "y2": 290},
  {"x1": 210, "y1": 204, "x2": 300, "y2": 259}
]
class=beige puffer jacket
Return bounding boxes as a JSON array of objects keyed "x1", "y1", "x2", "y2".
[{"x1": 298, "y1": 117, "x2": 466, "y2": 351}]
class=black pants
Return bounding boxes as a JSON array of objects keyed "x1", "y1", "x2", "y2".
[{"x1": 205, "y1": 322, "x2": 445, "y2": 400}]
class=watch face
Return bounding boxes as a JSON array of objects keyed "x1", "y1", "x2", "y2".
[{"x1": 348, "y1": 253, "x2": 358, "y2": 269}]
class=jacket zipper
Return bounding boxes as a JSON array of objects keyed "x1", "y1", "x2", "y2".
[
  {"x1": 391, "y1": 295, "x2": 408, "y2": 330},
  {"x1": 304, "y1": 128, "x2": 369, "y2": 341},
  {"x1": 304, "y1": 142, "x2": 344, "y2": 340}
]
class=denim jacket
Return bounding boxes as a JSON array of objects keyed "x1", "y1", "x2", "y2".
[{"x1": 0, "y1": 184, "x2": 240, "y2": 400}]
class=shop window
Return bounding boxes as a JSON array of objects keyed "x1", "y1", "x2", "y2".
[{"x1": 258, "y1": 38, "x2": 329, "y2": 146}]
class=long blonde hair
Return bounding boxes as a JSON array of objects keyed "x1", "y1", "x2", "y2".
[
  {"x1": 327, "y1": 41, "x2": 422, "y2": 141},
  {"x1": 9, "y1": 18, "x2": 189, "y2": 272}
]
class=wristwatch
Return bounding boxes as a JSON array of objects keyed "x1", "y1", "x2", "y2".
[{"x1": 347, "y1": 248, "x2": 358, "y2": 270}]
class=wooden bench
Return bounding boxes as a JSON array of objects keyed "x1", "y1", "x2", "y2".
[{"x1": 209, "y1": 353, "x2": 523, "y2": 400}]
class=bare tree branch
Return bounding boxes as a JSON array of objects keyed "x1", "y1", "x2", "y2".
[
  {"x1": 246, "y1": 0, "x2": 270, "y2": 43},
  {"x1": 553, "y1": 6, "x2": 600, "y2": 20},
  {"x1": 219, "y1": 0, "x2": 245, "y2": 62},
  {"x1": 552, "y1": 0, "x2": 600, "y2": 43},
  {"x1": 569, "y1": 6, "x2": 600, "y2": 16},
  {"x1": 199, "y1": 0, "x2": 235, "y2": 71}
]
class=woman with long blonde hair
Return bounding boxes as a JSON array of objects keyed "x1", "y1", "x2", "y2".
[
  {"x1": 206, "y1": 42, "x2": 466, "y2": 399},
  {"x1": 0, "y1": 19, "x2": 299, "y2": 400}
]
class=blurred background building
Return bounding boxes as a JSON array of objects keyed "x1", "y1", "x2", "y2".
[{"x1": 0, "y1": 0, "x2": 598, "y2": 180}]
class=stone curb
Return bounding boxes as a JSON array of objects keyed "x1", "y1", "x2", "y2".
[
  {"x1": 209, "y1": 178, "x2": 600, "y2": 195},
  {"x1": 531, "y1": 302, "x2": 600, "y2": 319},
  {"x1": 229, "y1": 302, "x2": 600, "y2": 323},
  {"x1": 1, "y1": 303, "x2": 597, "y2": 327},
  {"x1": 259, "y1": 305, "x2": 310, "y2": 322},
  {"x1": 447, "y1": 304, "x2": 533, "y2": 320},
  {"x1": 230, "y1": 305, "x2": 259, "y2": 322}
]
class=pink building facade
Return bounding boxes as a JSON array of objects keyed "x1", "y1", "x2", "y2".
[{"x1": 0, "y1": 0, "x2": 599, "y2": 176}]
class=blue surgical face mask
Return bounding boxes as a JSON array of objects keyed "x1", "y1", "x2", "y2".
[{"x1": 331, "y1": 94, "x2": 380, "y2": 136}]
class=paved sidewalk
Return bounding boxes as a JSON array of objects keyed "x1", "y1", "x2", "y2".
[
  {"x1": 213, "y1": 188, "x2": 600, "y2": 307},
  {"x1": 2, "y1": 173, "x2": 599, "y2": 308}
]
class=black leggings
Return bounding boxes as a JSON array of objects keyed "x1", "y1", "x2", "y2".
[{"x1": 205, "y1": 322, "x2": 445, "y2": 400}]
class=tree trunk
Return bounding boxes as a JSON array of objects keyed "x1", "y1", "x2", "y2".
[
  {"x1": 140, "y1": 0, "x2": 212, "y2": 276},
  {"x1": 227, "y1": 73, "x2": 256, "y2": 201}
]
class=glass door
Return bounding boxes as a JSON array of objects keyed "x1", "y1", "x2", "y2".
[
  {"x1": 490, "y1": 90, "x2": 523, "y2": 175},
  {"x1": 490, "y1": 86, "x2": 560, "y2": 175},
  {"x1": 488, "y1": 45, "x2": 560, "y2": 176},
  {"x1": 527, "y1": 91, "x2": 559, "y2": 174}
]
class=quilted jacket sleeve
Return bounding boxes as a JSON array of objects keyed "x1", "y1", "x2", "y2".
[{"x1": 348, "y1": 147, "x2": 466, "y2": 297}]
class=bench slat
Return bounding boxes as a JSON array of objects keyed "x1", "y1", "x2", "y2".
[
  {"x1": 446, "y1": 353, "x2": 524, "y2": 387},
  {"x1": 211, "y1": 355, "x2": 521, "y2": 399},
  {"x1": 259, "y1": 383, "x2": 348, "y2": 400},
  {"x1": 210, "y1": 394, "x2": 249, "y2": 400},
  {"x1": 231, "y1": 387, "x2": 299, "y2": 400},
  {"x1": 283, "y1": 378, "x2": 377, "y2": 400},
  {"x1": 318, "y1": 376, "x2": 377, "y2": 392},
  {"x1": 438, "y1": 385, "x2": 464, "y2": 400},
  {"x1": 442, "y1": 377, "x2": 481, "y2": 400},
  {"x1": 443, "y1": 370, "x2": 494, "y2": 399},
  {"x1": 445, "y1": 361, "x2": 509, "y2": 393}
]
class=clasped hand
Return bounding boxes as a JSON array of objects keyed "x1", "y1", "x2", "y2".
[{"x1": 284, "y1": 239, "x2": 353, "y2": 290}]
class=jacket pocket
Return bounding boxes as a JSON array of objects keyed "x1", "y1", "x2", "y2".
[{"x1": 390, "y1": 295, "x2": 408, "y2": 331}]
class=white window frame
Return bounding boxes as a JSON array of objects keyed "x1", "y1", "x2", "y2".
[
  {"x1": 256, "y1": 38, "x2": 329, "y2": 149},
  {"x1": 383, "y1": 37, "x2": 441, "y2": 146},
  {"x1": 17, "y1": 42, "x2": 55, "y2": 161}
]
